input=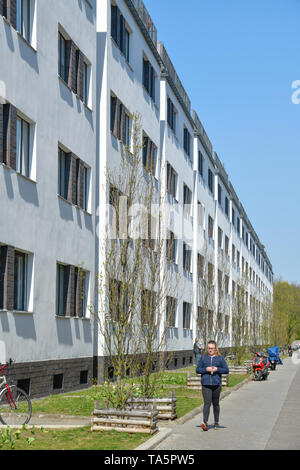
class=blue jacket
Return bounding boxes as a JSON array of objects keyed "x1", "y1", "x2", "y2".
[{"x1": 196, "y1": 354, "x2": 229, "y2": 386}]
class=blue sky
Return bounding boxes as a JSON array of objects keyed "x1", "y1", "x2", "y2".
[{"x1": 144, "y1": 0, "x2": 300, "y2": 284}]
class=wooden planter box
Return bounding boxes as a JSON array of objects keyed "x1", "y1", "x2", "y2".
[
  {"x1": 91, "y1": 401, "x2": 159, "y2": 434},
  {"x1": 126, "y1": 391, "x2": 177, "y2": 420},
  {"x1": 187, "y1": 372, "x2": 228, "y2": 389}
]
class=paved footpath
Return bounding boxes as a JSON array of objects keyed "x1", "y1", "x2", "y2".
[{"x1": 156, "y1": 357, "x2": 300, "y2": 450}]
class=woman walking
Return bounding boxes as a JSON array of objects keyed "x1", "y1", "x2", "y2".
[{"x1": 196, "y1": 340, "x2": 229, "y2": 431}]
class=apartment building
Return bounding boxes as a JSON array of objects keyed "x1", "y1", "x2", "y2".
[
  {"x1": 0, "y1": 0, "x2": 273, "y2": 397},
  {"x1": 95, "y1": 0, "x2": 162, "y2": 380},
  {"x1": 158, "y1": 42, "x2": 195, "y2": 368},
  {"x1": 0, "y1": 0, "x2": 97, "y2": 397}
]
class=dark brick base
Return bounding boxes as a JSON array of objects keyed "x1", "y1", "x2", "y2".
[
  {"x1": 5, "y1": 357, "x2": 94, "y2": 399},
  {"x1": 3, "y1": 347, "x2": 233, "y2": 398},
  {"x1": 93, "y1": 350, "x2": 195, "y2": 384}
]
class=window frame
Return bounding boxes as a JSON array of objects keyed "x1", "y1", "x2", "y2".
[
  {"x1": 14, "y1": 251, "x2": 28, "y2": 312},
  {"x1": 16, "y1": 115, "x2": 30, "y2": 178},
  {"x1": 58, "y1": 32, "x2": 68, "y2": 83},
  {"x1": 167, "y1": 97, "x2": 177, "y2": 134},
  {"x1": 17, "y1": 0, "x2": 31, "y2": 43}
]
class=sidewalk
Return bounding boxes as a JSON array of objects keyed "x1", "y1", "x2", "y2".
[{"x1": 154, "y1": 357, "x2": 300, "y2": 450}]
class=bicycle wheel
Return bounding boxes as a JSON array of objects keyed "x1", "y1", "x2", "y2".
[{"x1": 0, "y1": 386, "x2": 32, "y2": 426}]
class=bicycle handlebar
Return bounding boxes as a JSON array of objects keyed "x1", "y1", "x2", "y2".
[{"x1": 0, "y1": 358, "x2": 13, "y2": 370}]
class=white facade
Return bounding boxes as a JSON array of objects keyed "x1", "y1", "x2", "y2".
[
  {"x1": 0, "y1": 0, "x2": 97, "y2": 395},
  {"x1": 0, "y1": 0, "x2": 273, "y2": 396}
]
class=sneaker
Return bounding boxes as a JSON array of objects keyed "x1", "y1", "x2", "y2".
[
  {"x1": 214, "y1": 423, "x2": 221, "y2": 430},
  {"x1": 201, "y1": 423, "x2": 208, "y2": 431}
]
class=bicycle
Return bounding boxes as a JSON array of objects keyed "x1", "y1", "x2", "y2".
[{"x1": 0, "y1": 358, "x2": 32, "y2": 426}]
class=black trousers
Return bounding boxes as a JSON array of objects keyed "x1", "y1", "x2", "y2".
[{"x1": 201, "y1": 384, "x2": 222, "y2": 424}]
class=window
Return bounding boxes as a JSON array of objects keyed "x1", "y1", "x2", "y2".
[
  {"x1": 58, "y1": 148, "x2": 90, "y2": 209},
  {"x1": 111, "y1": 3, "x2": 118, "y2": 43},
  {"x1": 111, "y1": 4, "x2": 130, "y2": 62},
  {"x1": 16, "y1": 115, "x2": 30, "y2": 178},
  {"x1": 183, "y1": 184, "x2": 192, "y2": 214},
  {"x1": 141, "y1": 289, "x2": 155, "y2": 327},
  {"x1": 197, "y1": 306, "x2": 204, "y2": 331},
  {"x1": 166, "y1": 296, "x2": 177, "y2": 328},
  {"x1": 81, "y1": 60, "x2": 91, "y2": 107},
  {"x1": 17, "y1": 0, "x2": 31, "y2": 42},
  {"x1": 225, "y1": 275, "x2": 229, "y2": 294},
  {"x1": 166, "y1": 230, "x2": 177, "y2": 264},
  {"x1": 83, "y1": 62, "x2": 88, "y2": 104},
  {"x1": 232, "y1": 207, "x2": 235, "y2": 226},
  {"x1": 167, "y1": 97, "x2": 176, "y2": 133},
  {"x1": 14, "y1": 251, "x2": 27, "y2": 311},
  {"x1": 183, "y1": 243, "x2": 192, "y2": 273},
  {"x1": 166, "y1": 162, "x2": 177, "y2": 199},
  {"x1": 109, "y1": 278, "x2": 122, "y2": 322},
  {"x1": 110, "y1": 95, "x2": 131, "y2": 146},
  {"x1": 225, "y1": 236, "x2": 229, "y2": 256},
  {"x1": 183, "y1": 302, "x2": 191, "y2": 329},
  {"x1": 208, "y1": 263, "x2": 214, "y2": 286},
  {"x1": 198, "y1": 151, "x2": 204, "y2": 176},
  {"x1": 218, "y1": 227, "x2": 223, "y2": 250},
  {"x1": 53, "y1": 374, "x2": 63, "y2": 390},
  {"x1": 58, "y1": 148, "x2": 70, "y2": 200},
  {"x1": 218, "y1": 270, "x2": 223, "y2": 291},
  {"x1": 198, "y1": 201, "x2": 205, "y2": 228},
  {"x1": 218, "y1": 184, "x2": 222, "y2": 206},
  {"x1": 208, "y1": 310, "x2": 213, "y2": 332},
  {"x1": 197, "y1": 253, "x2": 204, "y2": 279},
  {"x1": 17, "y1": 378, "x2": 30, "y2": 395},
  {"x1": 80, "y1": 370, "x2": 88, "y2": 385},
  {"x1": 124, "y1": 112, "x2": 131, "y2": 147},
  {"x1": 217, "y1": 311, "x2": 223, "y2": 331},
  {"x1": 225, "y1": 197, "x2": 229, "y2": 217},
  {"x1": 57, "y1": 264, "x2": 88, "y2": 317},
  {"x1": 232, "y1": 244, "x2": 236, "y2": 263},
  {"x1": 82, "y1": 166, "x2": 88, "y2": 212},
  {"x1": 208, "y1": 216, "x2": 214, "y2": 239},
  {"x1": 1, "y1": 245, "x2": 30, "y2": 311},
  {"x1": 232, "y1": 280, "x2": 236, "y2": 298},
  {"x1": 58, "y1": 30, "x2": 90, "y2": 104},
  {"x1": 141, "y1": 212, "x2": 156, "y2": 250},
  {"x1": 143, "y1": 57, "x2": 155, "y2": 101},
  {"x1": 56, "y1": 264, "x2": 68, "y2": 317},
  {"x1": 208, "y1": 168, "x2": 214, "y2": 194},
  {"x1": 75, "y1": 267, "x2": 88, "y2": 318},
  {"x1": 109, "y1": 185, "x2": 122, "y2": 236},
  {"x1": 124, "y1": 28, "x2": 130, "y2": 62},
  {"x1": 58, "y1": 32, "x2": 68, "y2": 83},
  {"x1": 143, "y1": 133, "x2": 157, "y2": 176},
  {"x1": 183, "y1": 127, "x2": 191, "y2": 157},
  {"x1": 225, "y1": 315, "x2": 229, "y2": 334}
]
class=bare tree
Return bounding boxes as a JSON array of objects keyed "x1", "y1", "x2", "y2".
[
  {"x1": 231, "y1": 272, "x2": 250, "y2": 364},
  {"x1": 91, "y1": 113, "x2": 180, "y2": 406},
  {"x1": 196, "y1": 241, "x2": 216, "y2": 349}
]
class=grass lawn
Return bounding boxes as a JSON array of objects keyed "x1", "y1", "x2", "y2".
[
  {"x1": 228, "y1": 374, "x2": 249, "y2": 387},
  {"x1": 27, "y1": 371, "x2": 249, "y2": 418},
  {"x1": 2, "y1": 372, "x2": 248, "y2": 450},
  {"x1": 0, "y1": 427, "x2": 149, "y2": 451}
]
